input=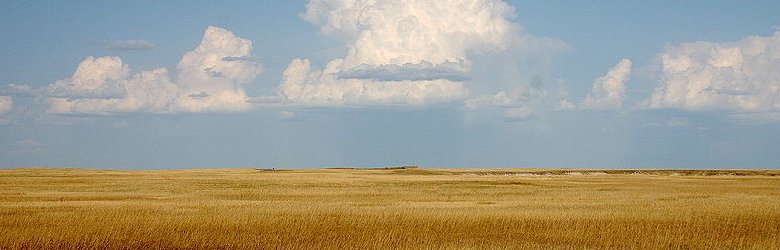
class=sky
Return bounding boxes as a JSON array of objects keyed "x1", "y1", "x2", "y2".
[{"x1": 1, "y1": 0, "x2": 780, "y2": 169}]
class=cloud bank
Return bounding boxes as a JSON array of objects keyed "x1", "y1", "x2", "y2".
[
  {"x1": 21, "y1": 1, "x2": 553, "y2": 114},
  {"x1": 646, "y1": 31, "x2": 780, "y2": 112},
  {"x1": 48, "y1": 26, "x2": 261, "y2": 114},
  {"x1": 15, "y1": 1, "x2": 777, "y2": 123},
  {"x1": 272, "y1": 0, "x2": 517, "y2": 106}
]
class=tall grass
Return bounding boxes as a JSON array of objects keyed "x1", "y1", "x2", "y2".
[{"x1": 1, "y1": 168, "x2": 779, "y2": 249}]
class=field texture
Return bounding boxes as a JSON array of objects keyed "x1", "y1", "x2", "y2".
[{"x1": 1, "y1": 168, "x2": 779, "y2": 249}]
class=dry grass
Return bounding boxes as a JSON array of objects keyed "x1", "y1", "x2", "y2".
[{"x1": 1, "y1": 168, "x2": 779, "y2": 249}]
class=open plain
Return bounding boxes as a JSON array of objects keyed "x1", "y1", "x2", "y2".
[{"x1": 1, "y1": 167, "x2": 779, "y2": 249}]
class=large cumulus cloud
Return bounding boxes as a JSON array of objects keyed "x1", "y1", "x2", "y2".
[
  {"x1": 174, "y1": 26, "x2": 261, "y2": 112},
  {"x1": 646, "y1": 31, "x2": 780, "y2": 112},
  {"x1": 47, "y1": 26, "x2": 261, "y2": 114},
  {"x1": 303, "y1": 0, "x2": 513, "y2": 68},
  {"x1": 272, "y1": 0, "x2": 517, "y2": 106}
]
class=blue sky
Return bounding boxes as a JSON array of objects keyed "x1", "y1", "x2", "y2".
[{"x1": 1, "y1": 1, "x2": 779, "y2": 169}]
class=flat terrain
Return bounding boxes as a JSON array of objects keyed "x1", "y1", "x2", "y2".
[{"x1": 1, "y1": 168, "x2": 779, "y2": 249}]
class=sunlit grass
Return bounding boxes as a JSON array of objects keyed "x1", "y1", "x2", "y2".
[{"x1": 1, "y1": 168, "x2": 779, "y2": 249}]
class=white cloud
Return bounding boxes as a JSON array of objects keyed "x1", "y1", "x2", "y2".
[
  {"x1": 558, "y1": 99, "x2": 576, "y2": 110},
  {"x1": 40, "y1": 2, "x2": 552, "y2": 112},
  {"x1": 173, "y1": 26, "x2": 260, "y2": 112},
  {"x1": 279, "y1": 111, "x2": 296, "y2": 119},
  {"x1": 106, "y1": 40, "x2": 155, "y2": 50},
  {"x1": 272, "y1": 0, "x2": 517, "y2": 106},
  {"x1": 465, "y1": 88, "x2": 528, "y2": 109},
  {"x1": 504, "y1": 106, "x2": 533, "y2": 119},
  {"x1": 465, "y1": 83, "x2": 543, "y2": 119},
  {"x1": 580, "y1": 59, "x2": 632, "y2": 110},
  {"x1": 303, "y1": 0, "x2": 514, "y2": 68},
  {"x1": 0, "y1": 84, "x2": 36, "y2": 97},
  {"x1": 0, "y1": 96, "x2": 11, "y2": 114},
  {"x1": 47, "y1": 56, "x2": 130, "y2": 100},
  {"x1": 47, "y1": 26, "x2": 261, "y2": 114},
  {"x1": 646, "y1": 31, "x2": 780, "y2": 112},
  {"x1": 48, "y1": 65, "x2": 179, "y2": 114},
  {"x1": 0, "y1": 96, "x2": 11, "y2": 124},
  {"x1": 278, "y1": 59, "x2": 468, "y2": 106},
  {"x1": 176, "y1": 27, "x2": 260, "y2": 91}
]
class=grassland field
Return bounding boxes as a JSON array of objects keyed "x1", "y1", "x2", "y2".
[{"x1": 1, "y1": 167, "x2": 779, "y2": 249}]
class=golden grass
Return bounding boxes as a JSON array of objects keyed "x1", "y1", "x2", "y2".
[{"x1": 1, "y1": 168, "x2": 779, "y2": 249}]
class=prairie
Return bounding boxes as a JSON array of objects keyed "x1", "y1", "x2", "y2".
[{"x1": 1, "y1": 167, "x2": 779, "y2": 249}]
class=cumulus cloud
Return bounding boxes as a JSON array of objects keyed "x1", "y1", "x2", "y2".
[
  {"x1": 270, "y1": 0, "x2": 517, "y2": 106},
  {"x1": 465, "y1": 88, "x2": 530, "y2": 109},
  {"x1": 48, "y1": 26, "x2": 261, "y2": 114},
  {"x1": 0, "y1": 96, "x2": 11, "y2": 124},
  {"x1": 465, "y1": 81, "x2": 544, "y2": 119},
  {"x1": 558, "y1": 99, "x2": 576, "y2": 110},
  {"x1": 48, "y1": 65, "x2": 179, "y2": 114},
  {"x1": 278, "y1": 59, "x2": 468, "y2": 106},
  {"x1": 579, "y1": 59, "x2": 632, "y2": 109},
  {"x1": 47, "y1": 57, "x2": 129, "y2": 100},
  {"x1": 646, "y1": 31, "x2": 780, "y2": 112},
  {"x1": 0, "y1": 96, "x2": 11, "y2": 114},
  {"x1": 177, "y1": 27, "x2": 260, "y2": 90},
  {"x1": 107, "y1": 40, "x2": 155, "y2": 50},
  {"x1": 303, "y1": 0, "x2": 513, "y2": 68},
  {"x1": 174, "y1": 26, "x2": 260, "y2": 112},
  {"x1": 0, "y1": 84, "x2": 36, "y2": 97}
]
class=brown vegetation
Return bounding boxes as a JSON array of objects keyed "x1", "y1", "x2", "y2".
[{"x1": 1, "y1": 168, "x2": 779, "y2": 249}]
